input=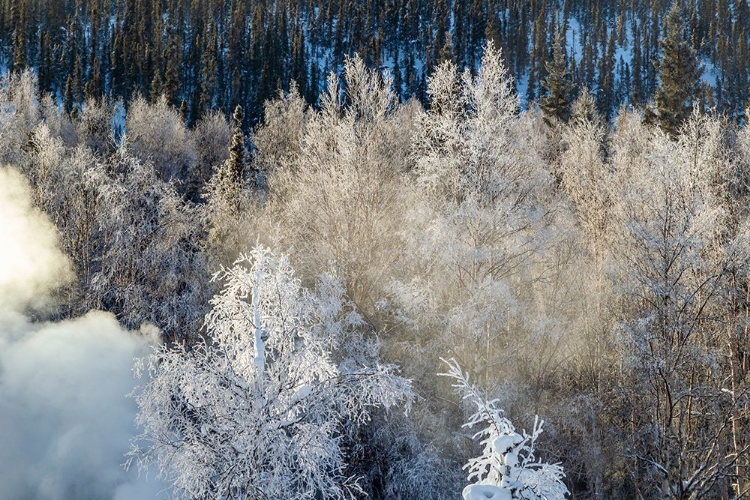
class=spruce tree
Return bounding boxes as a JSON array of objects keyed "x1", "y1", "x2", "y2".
[
  {"x1": 11, "y1": 0, "x2": 27, "y2": 72},
  {"x1": 86, "y1": 60, "x2": 103, "y2": 101},
  {"x1": 38, "y1": 32, "x2": 52, "y2": 93},
  {"x1": 654, "y1": 2, "x2": 703, "y2": 137},
  {"x1": 64, "y1": 75, "x2": 74, "y2": 116},
  {"x1": 179, "y1": 99, "x2": 188, "y2": 123},
  {"x1": 150, "y1": 71, "x2": 163, "y2": 103},
  {"x1": 541, "y1": 30, "x2": 575, "y2": 124},
  {"x1": 485, "y1": 13, "x2": 501, "y2": 51},
  {"x1": 226, "y1": 104, "x2": 247, "y2": 207},
  {"x1": 212, "y1": 104, "x2": 247, "y2": 217},
  {"x1": 229, "y1": 104, "x2": 245, "y2": 187},
  {"x1": 597, "y1": 32, "x2": 616, "y2": 119},
  {"x1": 439, "y1": 32, "x2": 454, "y2": 64},
  {"x1": 632, "y1": 21, "x2": 644, "y2": 105},
  {"x1": 392, "y1": 54, "x2": 403, "y2": 100},
  {"x1": 163, "y1": 35, "x2": 181, "y2": 107}
]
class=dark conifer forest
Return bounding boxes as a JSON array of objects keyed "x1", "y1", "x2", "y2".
[
  {"x1": 3, "y1": 0, "x2": 749, "y2": 124},
  {"x1": 2, "y1": 1, "x2": 750, "y2": 500}
]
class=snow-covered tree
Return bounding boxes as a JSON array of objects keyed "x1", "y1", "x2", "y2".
[
  {"x1": 192, "y1": 110, "x2": 232, "y2": 197},
  {"x1": 608, "y1": 112, "x2": 750, "y2": 498},
  {"x1": 0, "y1": 70, "x2": 41, "y2": 164},
  {"x1": 129, "y1": 245, "x2": 413, "y2": 499},
  {"x1": 75, "y1": 97, "x2": 116, "y2": 155},
  {"x1": 251, "y1": 83, "x2": 309, "y2": 176},
  {"x1": 440, "y1": 358, "x2": 569, "y2": 500},
  {"x1": 559, "y1": 95, "x2": 610, "y2": 258},
  {"x1": 264, "y1": 55, "x2": 414, "y2": 318},
  {"x1": 392, "y1": 41, "x2": 560, "y2": 389},
  {"x1": 100, "y1": 151, "x2": 208, "y2": 337},
  {"x1": 124, "y1": 95, "x2": 197, "y2": 188}
]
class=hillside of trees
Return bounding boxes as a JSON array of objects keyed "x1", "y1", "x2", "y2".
[
  {"x1": 2, "y1": 0, "x2": 749, "y2": 125},
  {"x1": 0, "y1": 31, "x2": 749, "y2": 496}
]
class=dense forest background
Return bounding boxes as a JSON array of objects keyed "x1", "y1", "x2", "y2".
[
  {"x1": 1, "y1": 0, "x2": 750, "y2": 499},
  {"x1": 2, "y1": 0, "x2": 749, "y2": 125}
]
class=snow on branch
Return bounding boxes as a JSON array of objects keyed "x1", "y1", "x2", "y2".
[
  {"x1": 128, "y1": 245, "x2": 413, "y2": 499},
  {"x1": 440, "y1": 358, "x2": 568, "y2": 500}
]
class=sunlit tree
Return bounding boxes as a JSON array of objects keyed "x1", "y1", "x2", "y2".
[{"x1": 129, "y1": 245, "x2": 413, "y2": 499}]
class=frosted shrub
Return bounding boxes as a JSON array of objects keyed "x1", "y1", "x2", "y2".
[{"x1": 440, "y1": 358, "x2": 568, "y2": 500}]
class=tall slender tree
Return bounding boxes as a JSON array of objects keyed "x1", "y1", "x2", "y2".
[
  {"x1": 654, "y1": 2, "x2": 703, "y2": 137},
  {"x1": 541, "y1": 30, "x2": 575, "y2": 124}
]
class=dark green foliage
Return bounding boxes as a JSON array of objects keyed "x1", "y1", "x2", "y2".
[
  {"x1": 0, "y1": 0, "x2": 748, "y2": 131},
  {"x1": 541, "y1": 30, "x2": 575, "y2": 124},
  {"x1": 63, "y1": 74, "x2": 74, "y2": 116},
  {"x1": 10, "y1": 0, "x2": 26, "y2": 72},
  {"x1": 654, "y1": 2, "x2": 703, "y2": 137},
  {"x1": 596, "y1": 32, "x2": 617, "y2": 119},
  {"x1": 229, "y1": 104, "x2": 245, "y2": 190},
  {"x1": 163, "y1": 34, "x2": 182, "y2": 106}
]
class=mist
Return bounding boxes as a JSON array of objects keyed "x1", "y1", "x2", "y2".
[{"x1": 0, "y1": 167, "x2": 164, "y2": 500}]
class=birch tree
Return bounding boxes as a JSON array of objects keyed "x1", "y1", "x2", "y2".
[
  {"x1": 610, "y1": 115, "x2": 750, "y2": 498},
  {"x1": 129, "y1": 245, "x2": 413, "y2": 499}
]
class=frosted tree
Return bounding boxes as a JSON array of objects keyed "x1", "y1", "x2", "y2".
[
  {"x1": 90, "y1": 146, "x2": 210, "y2": 338},
  {"x1": 608, "y1": 113, "x2": 750, "y2": 498},
  {"x1": 559, "y1": 95, "x2": 609, "y2": 257},
  {"x1": 374, "y1": 49, "x2": 576, "y2": 495},
  {"x1": 19, "y1": 125, "x2": 107, "y2": 313},
  {"x1": 263, "y1": 55, "x2": 414, "y2": 319},
  {"x1": 251, "y1": 82, "x2": 309, "y2": 176},
  {"x1": 0, "y1": 70, "x2": 41, "y2": 164},
  {"x1": 192, "y1": 110, "x2": 232, "y2": 190},
  {"x1": 129, "y1": 245, "x2": 413, "y2": 499},
  {"x1": 124, "y1": 95, "x2": 197, "y2": 188},
  {"x1": 395, "y1": 40, "x2": 559, "y2": 389},
  {"x1": 413, "y1": 41, "x2": 526, "y2": 204},
  {"x1": 75, "y1": 97, "x2": 116, "y2": 154},
  {"x1": 440, "y1": 358, "x2": 568, "y2": 500}
]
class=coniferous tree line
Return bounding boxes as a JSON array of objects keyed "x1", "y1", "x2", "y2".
[{"x1": 2, "y1": 0, "x2": 750, "y2": 126}]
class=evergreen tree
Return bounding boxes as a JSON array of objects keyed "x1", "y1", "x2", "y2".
[
  {"x1": 11, "y1": 0, "x2": 27, "y2": 72},
  {"x1": 485, "y1": 12, "x2": 501, "y2": 51},
  {"x1": 64, "y1": 74, "x2": 74, "y2": 115},
  {"x1": 38, "y1": 32, "x2": 52, "y2": 94},
  {"x1": 392, "y1": 53, "x2": 403, "y2": 100},
  {"x1": 541, "y1": 30, "x2": 575, "y2": 124},
  {"x1": 222, "y1": 104, "x2": 247, "y2": 212},
  {"x1": 0, "y1": 0, "x2": 743, "y2": 139},
  {"x1": 163, "y1": 34, "x2": 181, "y2": 107},
  {"x1": 440, "y1": 32, "x2": 454, "y2": 64},
  {"x1": 654, "y1": 2, "x2": 703, "y2": 137},
  {"x1": 150, "y1": 70, "x2": 162, "y2": 103},
  {"x1": 229, "y1": 103, "x2": 245, "y2": 188},
  {"x1": 86, "y1": 60, "x2": 103, "y2": 101},
  {"x1": 179, "y1": 99, "x2": 187, "y2": 123},
  {"x1": 632, "y1": 21, "x2": 644, "y2": 105},
  {"x1": 198, "y1": 28, "x2": 218, "y2": 117},
  {"x1": 597, "y1": 32, "x2": 616, "y2": 119}
]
